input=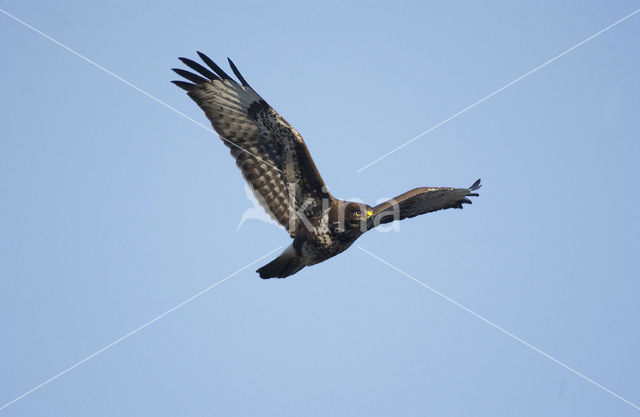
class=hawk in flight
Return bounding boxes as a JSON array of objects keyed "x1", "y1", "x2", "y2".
[{"x1": 172, "y1": 52, "x2": 481, "y2": 278}]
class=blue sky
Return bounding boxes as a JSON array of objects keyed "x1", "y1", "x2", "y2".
[{"x1": 1, "y1": 1, "x2": 639, "y2": 415}]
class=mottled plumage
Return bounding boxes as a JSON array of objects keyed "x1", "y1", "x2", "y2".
[{"x1": 172, "y1": 53, "x2": 481, "y2": 278}]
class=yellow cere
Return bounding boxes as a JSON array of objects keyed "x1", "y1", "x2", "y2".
[{"x1": 366, "y1": 210, "x2": 373, "y2": 218}]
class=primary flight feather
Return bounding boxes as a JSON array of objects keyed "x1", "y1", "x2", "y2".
[{"x1": 172, "y1": 52, "x2": 481, "y2": 278}]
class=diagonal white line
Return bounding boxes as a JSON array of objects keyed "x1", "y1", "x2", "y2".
[
  {"x1": 0, "y1": 8, "x2": 283, "y2": 174},
  {"x1": 356, "y1": 8, "x2": 640, "y2": 173},
  {"x1": 357, "y1": 246, "x2": 640, "y2": 412},
  {"x1": 0, "y1": 246, "x2": 282, "y2": 412}
]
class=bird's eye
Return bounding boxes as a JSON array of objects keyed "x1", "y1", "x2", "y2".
[{"x1": 355, "y1": 209, "x2": 361, "y2": 215}]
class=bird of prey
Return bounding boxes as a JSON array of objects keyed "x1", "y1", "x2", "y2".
[{"x1": 172, "y1": 52, "x2": 481, "y2": 278}]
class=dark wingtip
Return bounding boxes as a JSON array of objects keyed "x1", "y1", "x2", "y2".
[
  {"x1": 178, "y1": 57, "x2": 218, "y2": 81},
  {"x1": 227, "y1": 57, "x2": 250, "y2": 86},
  {"x1": 256, "y1": 267, "x2": 276, "y2": 279},
  {"x1": 172, "y1": 68, "x2": 209, "y2": 85},
  {"x1": 469, "y1": 178, "x2": 481, "y2": 191},
  {"x1": 196, "y1": 51, "x2": 233, "y2": 81},
  {"x1": 171, "y1": 80, "x2": 194, "y2": 91}
]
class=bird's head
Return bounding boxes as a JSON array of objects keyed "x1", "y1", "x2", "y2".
[{"x1": 344, "y1": 202, "x2": 373, "y2": 229}]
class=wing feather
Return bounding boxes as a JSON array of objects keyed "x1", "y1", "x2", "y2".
[
  {"x1": 227, "y1": 58, "x2": 250, "y2": 87},
  {"x1": 171, "y1": 68, "x2": 209, "y2": 85},
  {"x1": 197, "y1": 51, "x2": 233, "y2": 80},
  {"x1": 178, "y1": 57, "x2": 219, "y2": 81},
  {"x1": 172, "y1": 53, "x2": 331, "y2": 237}
]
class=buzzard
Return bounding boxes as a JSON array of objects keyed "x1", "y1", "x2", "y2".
[{"x1": 172, "y1": 53, "x2": 481, "y2": 278}]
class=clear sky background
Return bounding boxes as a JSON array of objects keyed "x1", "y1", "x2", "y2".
[{"x1": 1, "y1": 1, "x2": 639, "y2": 416}]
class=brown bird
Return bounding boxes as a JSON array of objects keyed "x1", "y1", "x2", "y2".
[{"x1": 172, "y1": 52, "x2": 481, "y2": 278}]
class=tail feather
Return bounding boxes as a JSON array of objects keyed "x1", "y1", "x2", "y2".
[{"x1": 256, "y1": 245, "x2": 305, "y2": 279}]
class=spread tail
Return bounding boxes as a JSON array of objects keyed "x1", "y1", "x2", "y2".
[{"x1": 256, "y1": 245, "x2": 305, "y2": 279}]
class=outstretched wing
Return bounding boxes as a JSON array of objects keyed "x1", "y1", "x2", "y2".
[
  {"x1": 172, "y1": 52, "x2": 331, "y2": 237},
  {"x1": 368, "y1": 179, "x2": 481, "y2": 229}
]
